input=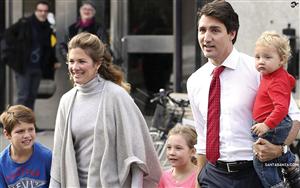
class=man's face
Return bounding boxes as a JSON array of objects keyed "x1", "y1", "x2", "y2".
[
  {"x1": 35, "y1": 3, "x2": 49, "y2": 22},
  {"x1": 198, "y1": 15, "x2": 236, "y2": 65}
]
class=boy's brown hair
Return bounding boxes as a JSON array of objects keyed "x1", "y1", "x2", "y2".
[{"x1": 0, "y1": 105, "x2": 36, "y2": 135}]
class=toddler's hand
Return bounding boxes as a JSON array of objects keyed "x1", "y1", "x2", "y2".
[{"x1": 251, "y1": 123, "x2": 270, "y2": 137}]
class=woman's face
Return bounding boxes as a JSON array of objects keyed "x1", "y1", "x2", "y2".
[
  {"x1": 68, "y1": 48, "x2": 100, "y2": 85},
  {"x1": 80, "y1": 4, "x2": 95, "y2": 21}
]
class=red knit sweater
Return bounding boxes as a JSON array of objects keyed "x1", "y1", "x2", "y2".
[{"x1": 253, "y1": 67, "x2": 295, "y2": 128}]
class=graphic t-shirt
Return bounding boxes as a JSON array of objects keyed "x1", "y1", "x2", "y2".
[{"x1": 0, "y1": 142, "x2": 52, "y2": 188}]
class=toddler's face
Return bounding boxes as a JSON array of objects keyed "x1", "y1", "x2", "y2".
[
  {"x1": 254, "y1": 45, "x2": 283, "y2": 75},
  {"x1": 5, "y1": 122, "x2": 36, "y2": 153}
]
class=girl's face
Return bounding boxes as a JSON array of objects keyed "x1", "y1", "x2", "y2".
[
  {"x1": 166, "y1": 134, "x2": 195, "y2": 168},
  {"x1": 68, "y1": 48, "x2": 100, "y2": 85},
  {"x1": 5, "y1": 122, "x2": 36, "y2": 153},
  {"x1": 254, "y1": 45, "x2": 283, "y2": 75}
]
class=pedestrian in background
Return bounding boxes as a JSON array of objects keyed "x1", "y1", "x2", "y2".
[
  {"x1": 158, "y1": 125, "x2": 198, "y2": 188},
  {"x1": 186, "y1": 0, "x2": 300, "y2": 187},
  {"x1": 0, "y1": 105, "x2": 52, "y2": 187},
  {"x1": 50, "y1": 32, "x2": 161, "y2": 188},
  {"x1": 0, "y1": 0, "x2": 60, "y2": 110},
  {"x1": 252, "y1": 31, "x2": 299, "y2": 188},
  {"x1": 59, "y1": 0, "x2": 109, "y2": 60}
]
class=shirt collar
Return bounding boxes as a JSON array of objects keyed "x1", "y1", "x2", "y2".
[
  {"x1": 222, "y1": 47, "x2": 239, "y2": 70},
  {"x1": 208, "y1": 47, "x2": 239, "y2": 75}
]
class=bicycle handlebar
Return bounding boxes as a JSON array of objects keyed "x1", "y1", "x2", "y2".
[{"x1": 150, "y1": 89, "x2": 189, "y2": 108}]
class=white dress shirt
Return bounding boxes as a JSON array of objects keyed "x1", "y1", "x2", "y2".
[{"x1": 187, "y1": 48, "x2": 300, "y2": 162}]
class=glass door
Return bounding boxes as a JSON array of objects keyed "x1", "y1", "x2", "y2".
[{"x1": 121, "y1": 0, "x2": 174, "y2": 114}]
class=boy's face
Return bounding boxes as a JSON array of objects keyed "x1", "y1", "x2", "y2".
[
  {"x1": 4, "y1": 122, "x2": 36, "y2": 153},
  {"x1": 254, "y1": 45, "x2": 283, "y2": 75}
]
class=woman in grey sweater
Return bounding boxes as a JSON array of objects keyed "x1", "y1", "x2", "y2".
[{"x1": 50, "y1": 32, "x2": 162, "y2": 187}]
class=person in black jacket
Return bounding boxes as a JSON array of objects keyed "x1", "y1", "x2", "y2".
[
  {"x1": 1, "y1": 0, "x2": 59, "y2": 110},
  {"x1": 60, "y1": 0, "x2": 109, "y2": 60}
]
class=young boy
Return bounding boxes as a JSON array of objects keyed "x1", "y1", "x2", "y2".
[
  {"x1": 0, "y1": 105, "x2": 52, "y2": 187},
  {"x1": 252, "y1": 31, "x2": 299, "y2": 188}
]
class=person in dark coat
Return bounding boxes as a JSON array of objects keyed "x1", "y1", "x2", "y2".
[
  {"x1": 1, "y1": 0, "x2": 59, "y2": 110},
  {"x1": 59, "y1": 0, "x2": 109, "y2": 59}
]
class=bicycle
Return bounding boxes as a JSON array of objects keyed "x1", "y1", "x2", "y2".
[{"x1": 149, "y1": 89, "x2": 190, "y2": 168}]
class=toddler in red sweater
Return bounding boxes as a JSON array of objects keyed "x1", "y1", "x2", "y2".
[{"x1": 251, "y1": 31, "x2": 298, "y2": 188}]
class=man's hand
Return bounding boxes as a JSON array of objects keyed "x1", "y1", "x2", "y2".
[
  {"x1": 251, "y1": 123, "x2": 269, "y2": 137},
  {"x1": 253, "y1": 138, "x2": 282, "y2": 162}
]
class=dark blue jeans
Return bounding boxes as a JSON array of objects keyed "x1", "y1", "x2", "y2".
[
  {"x1": 252, "y1": 116, "x2": 295, "y2": 188},
  {"x1": 15, "y1": 68, "x2": 42, "y2": 110}
]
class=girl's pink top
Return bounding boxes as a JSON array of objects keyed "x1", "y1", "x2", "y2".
[{"x1": 157, "y1": 168, "x2": 197, "y2": 188}]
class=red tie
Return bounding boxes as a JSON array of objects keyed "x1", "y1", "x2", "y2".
[{"x1": 206, "y1": 66, "x2": 225, "y2": 164}]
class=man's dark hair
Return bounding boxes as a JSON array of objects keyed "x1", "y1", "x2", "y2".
[
  {"x1": 198, "y1": 0, "x2": 239, "y2": 44},
  {"x1": 35, "y1": 0, "x2": 50, "y2": 10}
]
